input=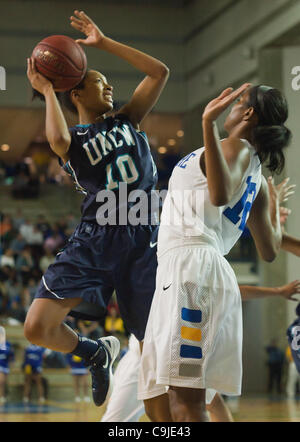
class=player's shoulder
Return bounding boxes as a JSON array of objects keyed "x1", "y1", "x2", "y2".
[
  {"x1": 221, "y1": 137, "x2": 251, "y2": 167},
  {"x1": 221, "y1": 137, "x2": 249, "y2": 156}
]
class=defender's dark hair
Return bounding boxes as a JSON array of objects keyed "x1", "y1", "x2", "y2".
[
  {"x1": 32, "y1": 72, "x2": 88, "y2": 114},
  {"x1": 247, "y1": 85, "x2": 291, "y2": 174}
]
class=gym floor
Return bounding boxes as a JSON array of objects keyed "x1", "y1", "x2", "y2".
[{"x1": 0, "y1": 394, "x2": 299, "y2": 422}]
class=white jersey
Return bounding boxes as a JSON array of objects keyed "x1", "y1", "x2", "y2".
[{"x1": 158, "y1": 139, "x2": 261, "y2": 257}]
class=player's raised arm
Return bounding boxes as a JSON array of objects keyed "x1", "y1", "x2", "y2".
[
  {"x1": 246, "y1": 176, "x2": 282, "y2": 262},
  {"x1": 70, "y1": 10, "x2": 169, "y2": 128},
  {"x1": 201, "y1": 84, "x2": 251, "y2": 206},
  {"x1": 27, "y1": 58, "x2": 71, "y2": 162}
]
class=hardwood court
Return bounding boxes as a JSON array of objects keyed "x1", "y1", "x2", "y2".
[{"x1": 0, "y1": 395, "x2": 299, "y2": 422}]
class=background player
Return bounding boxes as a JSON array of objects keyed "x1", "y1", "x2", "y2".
[
  {"x1": 0, "y1": 338, "x2": 14, "y2": 404},
  {"x1": 22, "y1": 343, "x2": 48, "y2": 404},
  {"x1": 65, "y1": 353, "x2": 90, "y2": 403},
  {"x1": 138, "y1": 84, "x2": 291, "y2": 422},
  {"x1": 24, "y1": 10, "x2": 169, "y2": 407},
  {"x1": 280, "y1": 221, "x2": 300, "y2": 374}
]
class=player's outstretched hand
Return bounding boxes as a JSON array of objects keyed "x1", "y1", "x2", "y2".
[
  {"x1": 202, "y1": 83, "x2": 251, "y2": 122},
  {"x1": 278, "y1": 280, "x2": 300, "y2": 301},
  {"x1": 70, "y1": 10, "x2": 105, "y2": 48},
  {"x1": 279, "y1": 206, "x2": 291, "y2": 227},
  {"x1": 275, "y1": 177, "x2": 296, "y2": 204},
  {"x1": 26, "y1": 57, "x2": 53, "y2": 95},
  {"x1": 267, "y1": 176, "x2": 296, "y2": 207}
]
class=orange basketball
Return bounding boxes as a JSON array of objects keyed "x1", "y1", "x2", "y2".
[{"x1": 32, "y1": 35, "x2": 87, "y2": 92}]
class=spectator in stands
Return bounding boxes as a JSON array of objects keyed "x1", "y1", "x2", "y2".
[
  {"x1": 12, "y1": 158, "x2": 40, "y2": 199},
  {"x1": 36, "y1": 215, "x2": 51, "y2": 239},
  {"x1": 105, "y1": 305, "x2": 125, "y2": 337},
  {"x1": 0, "y1": 215, "x2": 13, "y2": 237},
  {"x1": 0, "y1": 215, "x2": 13, "y2": 246},
  {"x1": 27, "y1": 225, "x2": 43, "y2": 247},
  {"x1": 15, "y1": 246, "x2": 34, "y2": 284},
  {"x1": 0, "y1": 265, "x2": 14, "y2": 283},
  {"x1": 12, "y1": 208, "x2": 25, "y2": 231},
  {"x1": 6, "y1": 296, "x2": 26, "y2": 323},
  {"x1": 0, "y1": 278, "x2": 8, "y2": 316},
  {"x1": 26, "y1": 225, "x2": 44, "y2": 265},
  {"x1": 39, "y1": 247, "x2": 55, "y2": 273},
  {"x1": 43, "y1": 224, "x2": 65, "y2": 253},
  {"x1": 21, "y1": 278, "x2": 38, "y2": 307},
  {"x1": 0, "y1": 249, "x2": 15, "y2": 269},
  {"x1": 9, "y1": 233, "x2": 26, "y2": 257},
  {"x1": 19, "y1": 219, "x2": 35, "y2": 243},
  {"x1": 3, "y1": 272, "x2": 20, "y2": 303}
]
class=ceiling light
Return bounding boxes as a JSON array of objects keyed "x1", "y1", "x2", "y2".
[
  {"x1": 158, "y1": 146, "x2": 167, "y2": 154},
  {"x1": 167, "y1": 139, "x2": 176, "y2": 146}
]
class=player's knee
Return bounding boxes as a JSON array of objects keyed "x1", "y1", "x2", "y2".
[{"x1": 24, "y1": 316, "x2": 45, "y2": 345}]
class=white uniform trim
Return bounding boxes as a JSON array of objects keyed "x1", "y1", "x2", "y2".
[{"x1": 42, "y1": 276, "x2": 64, "y2": 300}]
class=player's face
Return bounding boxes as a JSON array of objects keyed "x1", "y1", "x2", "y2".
[
  {"x1": 224, "y1": 86, "x2": 252, "y2": 133},
  {"x1": 80, "y1": 70, "x2": 114, "y2": 114}
]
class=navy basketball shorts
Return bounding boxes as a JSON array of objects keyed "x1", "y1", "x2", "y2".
[{"x1": 35, "y1": 222, "x2": 159, "y2": 341}]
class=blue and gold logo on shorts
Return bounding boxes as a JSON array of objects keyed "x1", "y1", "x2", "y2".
[{"x1": 179, "y1": 307, "x2": 203, "y2": 377}]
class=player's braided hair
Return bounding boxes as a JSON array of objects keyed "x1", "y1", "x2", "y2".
[{"x1": 247, "y1": 85, "x2": 291, "y2": 174}]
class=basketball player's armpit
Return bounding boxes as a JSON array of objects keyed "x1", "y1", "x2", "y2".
[{"x1": 246, "y1": 176, "x2": 282, "y2": 262}]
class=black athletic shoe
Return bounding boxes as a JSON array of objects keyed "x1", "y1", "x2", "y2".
[{"x1": 88, "y1": 336, "x2": 120, "y2": 407}]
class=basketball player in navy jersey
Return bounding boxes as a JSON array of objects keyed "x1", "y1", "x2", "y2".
[
  {"x1": 280, "y1": 224, "x2": 300, "y2": 373},
  {"x1": 24, "y1": 10, "x2": 169, "y2": 407}
]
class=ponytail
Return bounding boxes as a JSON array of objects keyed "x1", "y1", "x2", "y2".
[
  {"x1": 251, "y1": 124, "x2": 291, "y2": 174},
  {"x1": 248, "y1": 85, "x2": 291, "y2": 174}
]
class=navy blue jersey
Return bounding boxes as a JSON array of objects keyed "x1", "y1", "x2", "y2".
[
  {"x1": 287, "y1": 307, "x2": 300, "y2": 374},
  {"x1": 61, "y1": 114, "x2": 158, "y2": 224}
]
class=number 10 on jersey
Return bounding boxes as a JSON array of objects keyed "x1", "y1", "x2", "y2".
[{"x1": 105, "y1": 154, "x2": 139, "y2": 190}]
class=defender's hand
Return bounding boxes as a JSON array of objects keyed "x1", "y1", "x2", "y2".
[
  {"x1": 278, "y1": 280, "x2": 300, "y2": 301},
  {"x1": 202, "y1": 83, "x2": 251, "y2": 122}
]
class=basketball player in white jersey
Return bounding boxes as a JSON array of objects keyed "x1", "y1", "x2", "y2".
[
  {"x1": 138, "y1": 83, "x2": 292, "y2": 422},
  {"x1": 101, "y1": 279, "x2": 300, "y2": 422}
]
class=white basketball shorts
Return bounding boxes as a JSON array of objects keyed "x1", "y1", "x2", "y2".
[{"x1": 138, "y1": 245, "x2": 243, "y2": 400}]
